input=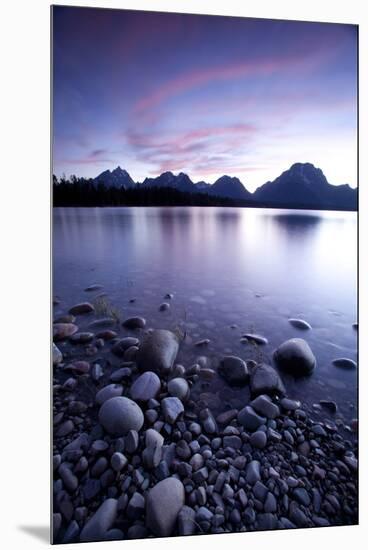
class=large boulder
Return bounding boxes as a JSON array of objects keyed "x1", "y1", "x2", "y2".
[
  {"x1": 99, "y1": 397, "x2": 144, "y2": 436},
  {"x1": 80, "y1": 498, "x2": 118, "y2": 542},
  {"x1": 136, "y1": 329, "x2": 179, "y2": 374},
  {"x1": 146, "y1": 478, "x2": 185, "y2": 536},
  {"x1": 218, "y1": 355, "x2": 249, "y2": 386},
  {"x1": 274, "y1": 338, "x2": 316, "y2": 376},
  {"x1": 250, "y1": 363, "x2": 286, "y2": 396},
  {"x1": 130, "y1": 371, "x2": 161, "y2": 401}
]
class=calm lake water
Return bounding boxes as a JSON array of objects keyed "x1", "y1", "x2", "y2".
[{"x1": 53, "y1": 206, "x2": 357, "y2": 425}]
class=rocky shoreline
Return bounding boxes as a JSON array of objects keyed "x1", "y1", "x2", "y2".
[{"x1": 52, "y1": 295, "x2": 358, "y2": 544}]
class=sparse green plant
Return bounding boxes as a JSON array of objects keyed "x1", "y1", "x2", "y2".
[{"x1": 93, "y1": 295, "x2": 122, "y2": 324}]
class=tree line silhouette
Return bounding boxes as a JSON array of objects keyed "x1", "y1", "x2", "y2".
[{"x1": 52, "y1": 175, "x2": 251, "y2": 207}]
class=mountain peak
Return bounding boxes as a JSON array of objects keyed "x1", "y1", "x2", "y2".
[{"x1": 94, "y1": 166, "x2": 135, "y2": 189}]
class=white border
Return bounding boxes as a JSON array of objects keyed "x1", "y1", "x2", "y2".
[{"x1": 1, "y1": 1, "x2": 366, "y2": 548}]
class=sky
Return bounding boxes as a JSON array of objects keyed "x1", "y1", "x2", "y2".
[{"x1": 52, "y1": 6, "x2": 357, "y2": 191}]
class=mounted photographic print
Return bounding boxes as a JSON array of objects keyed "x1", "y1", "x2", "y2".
[{"x1": 52, "y1": 5, "x2": 358, "y2": 544}]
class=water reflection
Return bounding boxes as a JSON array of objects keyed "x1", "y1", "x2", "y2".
[{"x1": 53, "y1": 206, "x2": 357, "y2": 419}]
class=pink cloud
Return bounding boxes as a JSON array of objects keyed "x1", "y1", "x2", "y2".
[{"x1": 133, "y1": 47, "x2": 331, "y2": 115}]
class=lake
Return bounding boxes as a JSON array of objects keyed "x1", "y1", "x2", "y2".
[{"x1": 53, "y1": 206, "x2": 357, "y2": 427}]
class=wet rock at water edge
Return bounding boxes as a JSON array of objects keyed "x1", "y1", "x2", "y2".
[
  {"x1": 122, "y1": 317, "x2": 146, "y2": 330},
  {"x1": 242, "y1": 333, "x2": 269, "y2": 345},
  {"x1": 167, "y1": 378, "x2": 190, "y2": 401},
  {"x1": 85, "y1": 284, "x2": 103, "y2": 292},
  {"x1": 332, "y1": 358, "x2": 357, "y2": 370},
  {"x1": 69, "y1": 331, "x2": 94, "y2": 344},
  {"x1": 112, "y1": 337, "x2": 139, "y2": 357},
  {"x1": 288, "y1": 318, "x2": 312, "y2": 330},
  {"x1": 130, "y1": 371, "x2": 161, "y2": 402},
  {"x1": 146, "y1": 477, "x2": 185, "y2": 537},
  {"x1": 53, "y1": 323, "x2": 78, "y2": 341},
  {"x1": 53, "y1": 343, "x2": 63, "y2": 365},
  {"x1": 89, "y1": 317, "x2": 116, "y2": 328},
  {"x1": 99, "y1": 396, "x2": 144, "y2": 436},
  {"x1": 96, "y1": 384, "x2": 123, "y2": 405},
  {"x1": 250, "y1": 394, "x2": 280, "y2": 419},
  {"x1": 218, "y1": 355, "x2": 249, "y2": 386},
  {"x1": 250, "y1": 363, "x2": 286, "y2": 396},
  {"x1": 95, "y1": 329, "x2": 117, "y2": 340},
  {"x1": 69, "y1": 302, "x2": 95, "y2": 315},
  {"x1": 320, "y1": 400, "x2": 338, "y2": 413},
  {"x1": 161, "y1": 397, "x2": 184, "y2": 424},
  {"x1": 195, "y1": 339, "x2": 210, "y2": 347},
  {"x1": 274, "y1": 338, "x2": 316, "y2": 376},
  {"x1": 280, "y1": 397, "x2": 301, "y2": 411},
  {"x1": 80, "y1": 498, "x2": 118, "y2": 542},
  {"x1": 136, "y1": 329, "x2": 179, "y2": 374}
]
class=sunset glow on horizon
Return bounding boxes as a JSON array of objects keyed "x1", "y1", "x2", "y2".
[{"x1": 52, "y1": 6, "x2": 357, "y2": 192}]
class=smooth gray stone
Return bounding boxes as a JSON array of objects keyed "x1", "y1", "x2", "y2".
[
  {"x1": 161, "y1": 397, "x2": 184, "y2": 424},
  {"x1": 218, "y1": 355, "x2": 249, "y2": 386},
  {"x1": 80, "y1": 498, "x2": 118, "y2": 542},
  {"x1": 249, "y1": 430, "x2": 267, "y2": 449},
  {"x1": 122, "y1": 316, "x2": 146, "y2": 329},
  {"x1": 112, "y1": 337, "x2": 139, "y2": 357},
  {"x1": 199, "y1": 408, "x2": 218, "y2": 434},
  {"x1": 178, "y1": 505, "x2": 196, "y2": 536},
  {"x1": 69, "y1": 302, "x2": 94, "y2": 315},
  {"x1": 280, "y1": 397, "x2": 301, "y2": 411},
  {"x1": 125, "y1": 430, "x2": 139, "y2": 454},
  {"x1": 293, "y1": 488, "x2": 311, "y2": 506},
  {"x1": 110, "y1": 452, "x2": 128, "y2": 472},
  {"x1": 145, "y1": 428, "x2": 164, "y2": 448},
  {"x1": 246, "y1": 460, "x2": 261, "y2": 485},
  {"x1": 127, "y1": 493, "x2": 145, "y2": 520},
  {"x1": 53, "y1": 343, "x2": 63, "y2": 365},
  {"x1": 288, "y1": 318, "x2": 312, "y2": 330},
  {"x1": 250, "y1": 363, "x2": 286, "y2": 396},
  {"x1": 146, "y1": 477, "x2": 185, "y2": 536},
  {"x1": 99, "y1": 397, "x2": 144, "y2": 436},
  {"x1": 130, "y1": 371, "x2": 161, "y2": 401},
  {"x1": 242, "y1": 333, "x2": 268, "y2": 345},
  {"x1": 238, "y1": 405, "x2": 266, "y2": 431},
  {"x1": 62, "y1": 520, "x2": 80, "y2": 543},
  {"x1": 168, "y1": 378, "x2": 190, "y2": 401},
  {"x1": 53, "y1": 323, "x2": 79, "y2": 341},
  {"x1": 250, "y1": 394, "x2": 280, "y2": 419},
  {"x1": 136, "y1": 329, "x2": 179, "y2": 374},
  {"x1": 95, "y1": 384, "x2": 123, "y2": 405},
  {"x1": 332, "y1": 357, "x2": 357, "y2": 370},
  {"x1": 274, "y1": 338, "x2": 316, "y2": 376}
]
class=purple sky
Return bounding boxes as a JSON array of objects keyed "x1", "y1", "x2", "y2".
[{"x1": 52, "y1": 6, "x2": 357, "y2": 191}]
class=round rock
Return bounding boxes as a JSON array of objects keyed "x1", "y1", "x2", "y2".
[
  {"x1": 274, "y1": 338, "x2": 316, "y2": 376},
  {"x1": 96, "y1": 384, "x2": 123, "y2": 405},
  {"x1": 130, "y1": 372, "x2": 161, "y2": 402},
  {"x1": 99, "y1": 396, "x2": 144, "y2": 436},
  {"x1": 146, "y1": 478, "x2": 185, "y2": 537},
  {"x1": 167, "y1": 378, "x2": 190, "y2": 401},
  {"x1": 218, "y1": 355, "x2": 249, "y2": 386}
]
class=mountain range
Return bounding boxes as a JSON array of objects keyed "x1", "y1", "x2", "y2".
[{"x1": 92, "y1": 163, "x2": 357, "y2": 211}]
